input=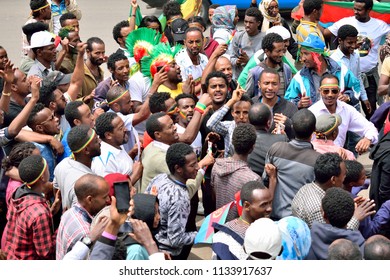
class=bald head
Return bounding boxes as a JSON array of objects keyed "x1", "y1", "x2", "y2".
[
  {"x1": 249, "y1": 103, "x2": 272, "y2": 130},
  {"x1": 215, "y1": 56, "x2": 233, "y2": 83},
  {"x1": 328, "y1": 238, "x2": 362, "y2": 260},
  {"x1": 364, "y1": 234, "x2": 390, "y2": 260},
  {"x1": 74, "y1": 174, "x2": 107, "y2": 200}
]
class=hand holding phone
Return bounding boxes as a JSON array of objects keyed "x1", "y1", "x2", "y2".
[{"x1": 114, "y1": 181, "x2": 131, "y2": 213}]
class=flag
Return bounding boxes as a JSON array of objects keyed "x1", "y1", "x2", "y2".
[
  {"x1": 320, "y1": 1, "x2": 390, "y2": 28},
  {"x1": 194, "y1": 201, "x2": 235, "y2": 244},
  {"x1": 129, "y1": 6, "x2": 143, "y2": 28}
]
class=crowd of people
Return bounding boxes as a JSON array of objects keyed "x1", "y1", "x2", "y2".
[{"x1": 1, "y1": 0, "x2": 390, "y2": 261}]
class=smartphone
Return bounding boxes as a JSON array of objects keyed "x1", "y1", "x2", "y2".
[
  {"x1": 114, "y1": 181, "x2": 131, "y2": 213},
  {"x1": 156, "y1": 65, "x2": 164, "y2": 72},
  {"x1": 120, "y1": 221, "x2": 133, "y2": 233}
]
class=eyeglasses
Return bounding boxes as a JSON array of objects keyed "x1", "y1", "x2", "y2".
[
  {"x1": 40, "y1": 114, "x2": 55, "y2": 125},
  {"x1": 320, "y1": 88, "x2": 340, "y2": 95}
]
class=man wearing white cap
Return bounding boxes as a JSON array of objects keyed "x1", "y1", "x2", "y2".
[
  {"x1": 27, "y1": 31, "x2": 58, "y2": 79},
  {"x1": 243, "y1": 217, "x2": 282, "y2": 260}
]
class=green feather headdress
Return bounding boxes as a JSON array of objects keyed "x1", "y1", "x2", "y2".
[
  {"x1": 140, "y1": 43, "x2": 182, "y2": 80},
  {"x1": 125, "y1": 27, "x2": 162, "y2": 63}
]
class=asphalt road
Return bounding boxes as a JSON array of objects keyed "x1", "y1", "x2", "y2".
[{"x1": 0, "y1": 0, "x2": 162, "y2": 66}]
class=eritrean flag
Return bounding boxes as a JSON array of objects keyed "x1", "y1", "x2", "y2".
[
  {"x1": 320, "y1": 1, "x2": 390, "y2": 28},
  {"x1": 194, "y1": 201, "x2": 235, "y2": 244}
]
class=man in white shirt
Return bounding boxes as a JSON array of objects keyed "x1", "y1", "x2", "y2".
[
  {"x1": 175, "y1": 27, "x2": 209, "y2": 96},
  {"x1": 92, "y1": 112, "x2": 142, "y2": 185},
  {"x1": 323, "y1": 0, "x2": 390, "y2": 118},
  {"x1": 309, "y1": 74, "x2": 378, "y2": 155}
]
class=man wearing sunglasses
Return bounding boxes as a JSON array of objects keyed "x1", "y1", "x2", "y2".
[
  {"x1": 309, "y1": 74, "x2": 378, "y2": 155},
  {"x1": 285, "y1": 33, "x2": 362, "y2": 110}
]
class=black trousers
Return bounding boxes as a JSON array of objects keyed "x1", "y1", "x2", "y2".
[{"x1": 361, "y1": 75, "x2": 378, "y2": 120}]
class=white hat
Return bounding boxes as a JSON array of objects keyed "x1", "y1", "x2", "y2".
[
  {"x1": 266, "y1": 26, "x2": 291, "y2": 40},
  {"x1": 244, "y1": 218, "x2": 282, "y2": 259},
  {"x1": 29, "y1": 31, "x2": 55, "y2": 49}
]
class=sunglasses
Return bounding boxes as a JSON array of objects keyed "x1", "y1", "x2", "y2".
[{"x1": 320, "y1": 88, "x2": 340, "y2": 95}]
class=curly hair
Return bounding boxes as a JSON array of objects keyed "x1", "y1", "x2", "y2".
[
  {"x1": 232, "y1": 123, "x2": 257, "y2": 155},
  {"x1": 314, "y1": 153, "x2": 343, "y2": 184},
  {"x1": 166, "y1": 142, "x2": 194, "y2": 174},
  {"x1": 149, "y1": 92, "x2": 172, "y2": 113},
  {"x1": 38, "y1": 81, "x2": 57, "y2": 107},
  {"x1": 27, "y1": 103, "x2": 46, "y2": 129},
  {"x1": 59, "y1": 12, "x2": 77, "y2": 27},
  {"x1": 107, "y1": 51, "x2": 128, "y2": 71},
  {"x1": 18, "y1": 155, "x2": 46, "y2": 184},
  {"x1": 205, "y1": 71, "x2": 228, "y2": 89},
  {"x1": 112, "y1": 20, "x2": 130, "y2": 45},
  {"x1": 292, "y1": 109, "x2": 316, "y2": 140},
  {"x1": 322, "y1": 187, "x2": 354, "y2": 228},
  {"x1": 245, "y1": 7, "x2": 263, "y2": 29},
  {"x1": 343, "y1": 160, "x2": 364, "y2": 186},
  {"x1": 163, "y1": 1, "x2": 182, "y2": 20},
  {"x1": 86, "y1": 37, "x2": 105, "y2": 52},
  {"x1": 1, "y1": 142, "x2": 37, "y2": 171},
  {"x1": 95, "y1": 112, "x2": 117, "y2": 140},
  {"x1": 30, "y1": 0, "x2": 48, "y2": 18},
  {"x1": 262, "y1": 33, "x2": 284, "y2": 52},
  {"x1": 337, "y1": 24, "x2": 359, "y2": 41}
]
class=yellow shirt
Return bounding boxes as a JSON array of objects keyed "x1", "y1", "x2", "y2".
[{"x1": 157, "y1": 83, "x2": 184, "y2": 99}]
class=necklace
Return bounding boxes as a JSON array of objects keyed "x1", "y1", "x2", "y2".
[{"x1": 239, "y1": 216, "x2": 250, "y2": 225}]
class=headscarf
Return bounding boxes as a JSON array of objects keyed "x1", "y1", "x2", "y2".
[
  {"x1": 298, "y1": 33, "x2": 329, "y2": 72},
  {"x1": 276, "y1": 216, "x2": 311, "y2": 260},
  {"x1": 212, "y1": 5, "x2": 237, "y2": 30},
  {"x1": 259, "y1": 0, "x2": 282, "y2": 33}
]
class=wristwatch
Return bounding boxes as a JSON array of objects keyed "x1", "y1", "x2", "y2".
[{"x1": 81, "y1": 236, "x2": 93, "y2": 248}]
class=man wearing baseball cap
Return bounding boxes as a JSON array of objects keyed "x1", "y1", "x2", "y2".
[
  {"x1": 312, "y1": 113, "x2": 356, "y2": 160},
  {"x1": 27, "y1": 31, "x2": 59, "y2": 79}
]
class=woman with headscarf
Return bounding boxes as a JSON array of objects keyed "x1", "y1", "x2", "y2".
[
  {"x1": 276, "y1": 216, "x2": 311, "y2": 260},
  {"x1": 212, "y1": 5, "x2": 239, "y2": 45},
  {"x1": 257, "y1": 0, "x2": 298, "y2": 59}
]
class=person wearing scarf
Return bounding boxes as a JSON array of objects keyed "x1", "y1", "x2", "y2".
[
  {"x1": 212, "y1": 5, "x2": 239, "y2": 45},
  {"x1": 257, "y1": 0, "x2": 298, "y2": 59}
]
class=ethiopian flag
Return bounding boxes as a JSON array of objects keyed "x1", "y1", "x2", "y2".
[{"x1": 320, "y1": 1, "x2": 390, "y2": 28}]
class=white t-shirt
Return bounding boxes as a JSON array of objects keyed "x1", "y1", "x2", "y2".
[
  {"x1": 91, "y1": 141, "x2": 134, "y2": 177},
  {"x1": 328, "y1": 16, "x2": 390, "y2": 73},
  {"x1": 175, "y1": 49, "x2": 209, "y2": 84},
  {"x1": 175, "y1": 123, "x2": 202, "y2": 158}
]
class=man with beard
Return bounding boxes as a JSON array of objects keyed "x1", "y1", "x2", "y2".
[
  {"x1": 27, "y1": 103, "x2": 61, "y2": 181},
  {"x1": 82, "y1": 37, "x2": 105, "y2": 108},
  {"x1": 94, "y1": 52, "x2": 129, "y2": 109},
  {"x1": 252, "y1": 68, "x2": 297, "y2": 139},
  {"x1": 246, "y1": 33, "x2": 293, "y2": 99},
  {"x1": 53, "y1": 125, "x2": 101, "y2": 210},
  {"x1": 157, "y1": 60, "x2": 195, "y2": 99},
  {"x1": 211, "y1": 180, "x2": 274, "y2": 260},
  {"x1": 174, "y1": 94, "x2": 202, "y2": 157},
  {"x1": 92, "y1": 112, "x2": 143, "y2": 185},
  {"x1": 175, "y1": 27, "x2": 209, "y2": 96},
  {"x1": 309, "y1": 74, "x2": 378, "y2": 155},
  {"x1": 206, "y1": 83, "x2": 251, "y2": 157}
]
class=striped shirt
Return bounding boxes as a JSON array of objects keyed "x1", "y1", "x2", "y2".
[
  {"x1": 56, "y1": 203, "x2": 93, "y2": 260},
  {"x1": 296, "y1": 20, "x2": 325, "y2": 45}
]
